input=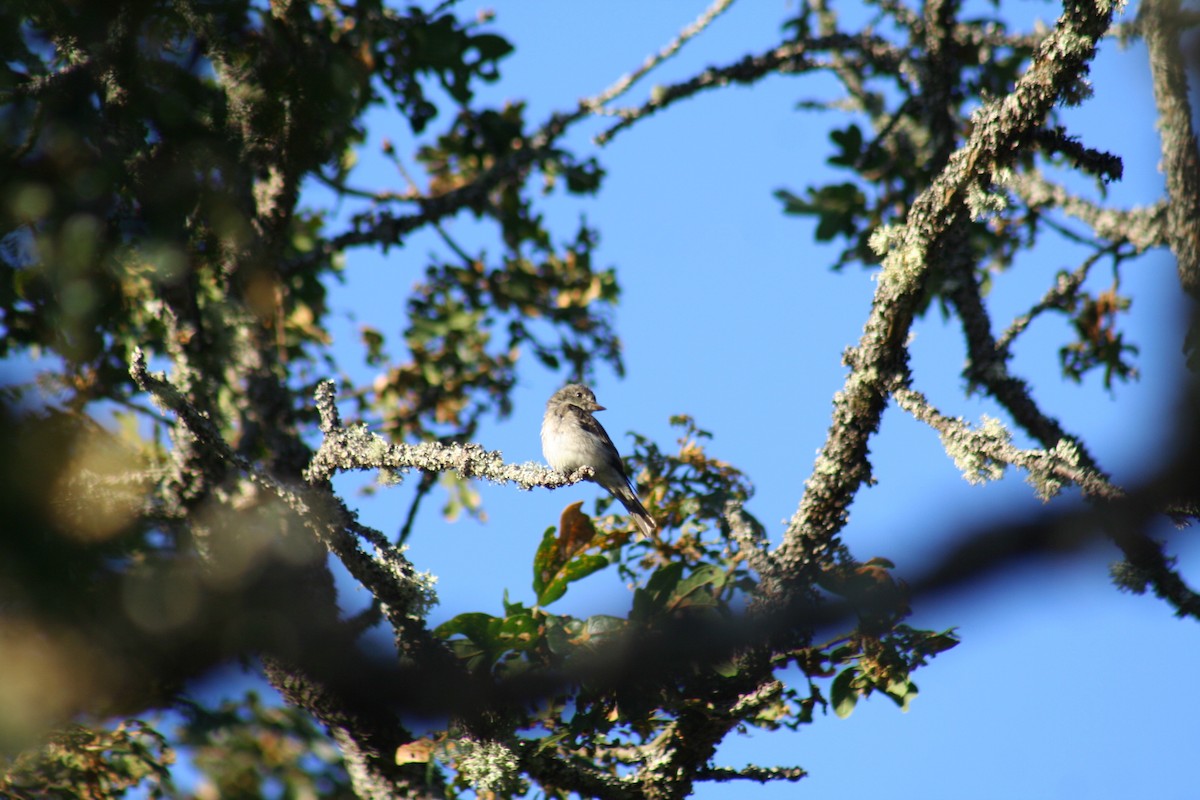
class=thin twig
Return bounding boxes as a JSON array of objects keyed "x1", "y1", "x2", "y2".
[
  {"x1": 596, "y1": 33, "x2": 905, "y2": 145},
  {"x1": 995, "y1": 242, "x2": 1121, "y2": 355},
  {"x1": 397, "y1": 471, "x2": 437, "y2": 546},
  {"x1": 1006, "y1": 169, "x2": 1167, "y2": 252},
  {"x1": 582, "y1": 0, "x2": 738, "y2": 114}
]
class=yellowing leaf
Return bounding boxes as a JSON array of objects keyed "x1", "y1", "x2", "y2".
[
  {"x1": 395, "y1": 738, "x2": 436, "y2": 765},
  {"x1": 557, "y1": 501, "x2": 596, "y2": 563}
]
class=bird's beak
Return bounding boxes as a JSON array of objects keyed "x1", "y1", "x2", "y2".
[{"x1": 591, "y1": 402, "x2": 606, "y2": 412}]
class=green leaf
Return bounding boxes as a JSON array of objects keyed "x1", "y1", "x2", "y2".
[
  {"x1": 921, "y1": 631, "x2": 961, "y2": 655},
  {"x1": 582, "y1": 614, "x2": 625, "y2": 639},
  {"x1": 501, "y1": 591, "x2": 527, "y2": 618},
  {"x1": 470, "y1": 33, "x2": 514, "y2": 62},
  {"x1": 434, "y1": 612, "x2": 497, "y2": 641},
  {"x1": 829, "y1": 644, "x2": 857, "y2": 663},
  {"x1": 498, "y1": 610, "x2": 540, "y2": 650},
  {"x1": 632, "y1": 562, "x2": 684, "y2": 620},
  {"x1": 776, "y1": 183, "x2": 866, "y2": 243},
  {"x1": 545, "y1": 614, "x2": 624, "y2": 658},
  {"x1": 563, "y1": 160, "x2": 605, "y2": 195},
  {"x1": 361, "y1": 326, "x2": 386, "y2": 365},
  {"x1": 544, "y1": 616, "x2": 581, "y2": 657},
  {"x1": 711, "y1": 657, "x2": 740, "y2": 678},
  {"x1": 563, "y1": 554, "x2": 608, "y2": 583},
  {"x1": 644, "y1": 562, "x2": 684, "y2": 597},
  {"x1": 831, "y1": 667, "x2": 859, "y2": 719},
  {"x1": 773, "y1": 188, "x2": 807, "y2": 214},
  {"x1": 669, "y1": 563, "x2": 726, "y2": 610},
  {"x1": 884, "y1": 679, "x2": 919, "y2": 712},
  {"x1": 536, "y1": 578, "x2": 567, "y2": 608},
  {"x1": 535, "y1": 730, "x2": 572, "y2": 754},
  {"x1": 533, "y1": 512, "x2": 608, "y2": 607},
  {"x1": 828, "y1": 124, "x2": 864, "y2": 167},
  {"x1": 537, "y1": 554, "x2": 607, "y2": 607},
  {"x1": 445, "y1": 636, "x2": 490, "y2": 671},
  {"x1": 532, "y1": 527, "x2": 559, "y2": 599}
]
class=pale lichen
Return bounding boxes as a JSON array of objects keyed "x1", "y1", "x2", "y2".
[
  {"x1": 940, "y1": 415, "x2": 1010, "y2": 485},
  {"x1": 456, "y1": 737, "x2": 520, "y2": 796}
]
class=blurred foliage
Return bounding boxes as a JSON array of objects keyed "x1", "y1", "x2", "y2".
[
  {"x1": 0, "y1": 720, "x2": 173, "y2": 800},
  {"x1": 0, "y1": 697, "x2": 362, "y2": 800},
  {"x1": 1, "y1": 0, "x2": 619, "y2": 794},
  {"x1": 168, "y1": 693, "x2": 356, "y2": 800},
  {"x1": 0, "y1": 0, "x2": 613, "y2": 437},
  {"x1": 1059, "y1": 282, "x2": 1139, "y2": 388},
  {"x1": 0, "y1": 0, "x2": 1154, "y2": 797}
]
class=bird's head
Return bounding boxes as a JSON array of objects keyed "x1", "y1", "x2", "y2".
[{"x1": 551, "y1": 383, "x2": 605, "y2": 413}]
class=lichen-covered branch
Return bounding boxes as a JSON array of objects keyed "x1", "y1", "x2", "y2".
[
  {"x1": 1032, "y1": 125, "x2": 1124, "y2": 182},
  {"x1": 892, "y1": 386, "x2": 1115, "y2": 500},
  {"x1": 131, "y1": 350, "x2": 452, "y2": 797},
  {"x1": 946, "y1": 265, "x2": 1106, "y2": 471},
  {"x1": 725, "y1": 500, "x2": 776, "y2": 579},
  {"x1": 515, "y1": 741, "x2": 641, "y2": 800},
  {"x1": 771, "y1": 0, "x2": 1119, "y2": 588},
  {"x1": 308, "y1": 380, "x2": 593, "y2": 490},
  {"x1": 132, "y1": 354, "x2": 437, "y2": 625},
  {"x1": 1140, "y1": 0, "x2": 1200, "y2": 298},
  {"x1": 1005, "y1": 170, "x2": 1167, "y2": 252},
  {"x1": 696, "y1": 764, "x2": 808, "y2": 784}
]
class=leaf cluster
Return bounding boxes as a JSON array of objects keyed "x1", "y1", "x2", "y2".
[
  {"x1": 424, "y1": 422, "x2": 957, "y2": 789},
  {"x1": 1, "y1": 0, "x2": 1190, "y2": 798},
  {"x1": 774, "y1": 0, "x2": 1139, "y2": 386},
  {"x1": 0, "y1": 720, "x2": 173, "y2": 800}
]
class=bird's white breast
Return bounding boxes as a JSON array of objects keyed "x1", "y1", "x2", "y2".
[{"x1": 541, "y1": 412, "x2": 593, "y2": 473}]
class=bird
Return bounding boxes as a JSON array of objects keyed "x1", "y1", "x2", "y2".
[{"x1": 541, "y1": 383, "x2": 656, "y2": 537}]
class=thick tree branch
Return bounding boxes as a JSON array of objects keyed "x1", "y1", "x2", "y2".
[
  {"x1": 771, "y1": 0, "x2": 1119, "y2": 590},
  {"x1": 1140, "y1": 0, "x2": 1200, "y2": 298},
  {"x1": 308, "y1": 379, "x2": 593, "y2": 490}
]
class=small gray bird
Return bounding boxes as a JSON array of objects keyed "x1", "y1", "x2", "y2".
[{"x1": 541, "y1": 383, "x2": 656, "y2": 537}]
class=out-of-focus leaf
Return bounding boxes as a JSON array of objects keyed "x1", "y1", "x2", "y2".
[
  {"x1": 831, "y1": 668, "x2": 859, "y2": 719},
  {"x1": 631, "y1": 562, "x2": 684, "y2": 621},
  {"x1": 395, "y1": 738, "x2": 436, "y2": 765}
]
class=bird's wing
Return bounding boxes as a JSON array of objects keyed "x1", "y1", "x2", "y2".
[{"x1": 569, "y1": 407, "x2": 631, "y2": 480}]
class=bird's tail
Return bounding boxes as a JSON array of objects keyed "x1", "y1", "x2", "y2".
[{"x1": 617, "y1": 484, "x2": 656, "y2": 538}]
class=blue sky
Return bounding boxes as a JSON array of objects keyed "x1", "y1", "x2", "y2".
[{"x1": 298, "y1": 1, "x2": 1196, "y2": 797}]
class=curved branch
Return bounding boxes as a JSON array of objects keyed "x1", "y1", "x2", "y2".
[
  {"x1": 1006, "y1": 169, "x2": 1167, "y2": 252},
  {"x1": 891, "y1": 385, "x2": 1116, "y2": 499},
  {"x1": 595, "y1": 33, "x2": 908, "y2": 146},
  {"x1": 583, "y1": 0, "x2": 738, "y2": 114},
  {"x1": 994, "y1": 245, "x2": 1111, "y2": 355},
  {"x1": 770, "y1": 0, "x2": 1120, "y2": 589}
]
